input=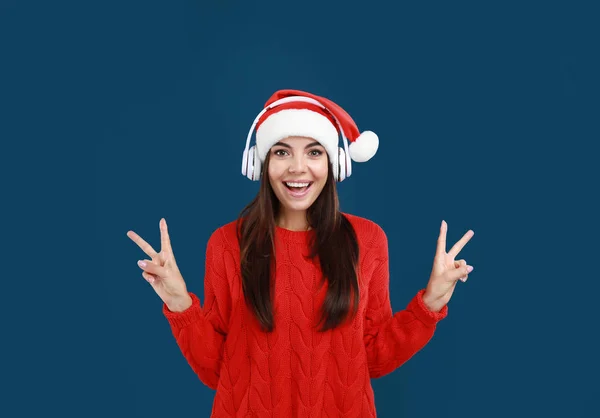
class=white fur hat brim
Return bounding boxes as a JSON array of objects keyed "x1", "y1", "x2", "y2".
[{"x1": 255, "y1": 109, "x2": 339, "y2": 162}]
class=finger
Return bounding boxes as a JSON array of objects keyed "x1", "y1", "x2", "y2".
[
  {"x1": 142, "y1": 271, "x2": 157, "y2": 284},
  {"x1": 458, "y1": 265, "x2": 474, "y2": 282},
  {"x1": 447, "y1": 264, "x2": 473, "y2": 282},
  {"x1": 457, "y1": 260, "x2": 469, "y2": 282},
  {"x1": 436, "y1": 220, "x2": 448, "y2": 257},
  {"x1": 160, "y1": 249, "x2": 173, "y2": 265},
  {"x1": 127, "y1": 230, "x2": 159, "y2": 259},
  {"x1": 448, "y1": 229, "x2": 474, "y2": 259},
  {"x1": 137, "y1": 259, "x2": 168, "y2": 277},
  {"x1": 160, "y1": 218, "x2": 173, "y2": 254},
  {"x1": 454, "y1": 259, "x2": 467, "y2": 269}
]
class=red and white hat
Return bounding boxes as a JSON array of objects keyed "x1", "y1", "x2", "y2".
[{"x1": 242, "y1": 89, "x2": 378, "y2": 180}]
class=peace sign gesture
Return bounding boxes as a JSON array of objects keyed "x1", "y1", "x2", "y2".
[
  {"x1": 127, "y1": 218, "x2": 192, "y2": 312},
  {"x1": 422, "y1": 220, "x2": 475, "y2": 313}
]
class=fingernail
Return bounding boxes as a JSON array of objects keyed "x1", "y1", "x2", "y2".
[
  {"x1": 138, "y1": 260, "x2": 146, "y2": 267},
  {"x1": 467, "y1": 265, "x2": 474, "y2": 273}
]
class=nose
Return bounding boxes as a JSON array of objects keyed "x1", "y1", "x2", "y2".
[{"x1": 288, "y1": 154, "x2": 307, "y2": 173}]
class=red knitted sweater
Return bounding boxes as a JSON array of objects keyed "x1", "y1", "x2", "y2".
[{"x1": 163, "y1": 213, "x2": 448, "y2": 417}]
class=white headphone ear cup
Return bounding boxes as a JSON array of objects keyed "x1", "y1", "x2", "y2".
[
  {"x1": 242, "y1": 148, "x2": 249, "y2": 177},
  {"x1": 247, "y1": 146, "x2": 255, "y2": 181},
  {"x1": 252, "y1": 147, "x2": 262, "y2": 181},
  {"x1": 337, "y1": 147, "x2": 346, "y2": 182},
  {"x1": 331, "y1": 150, "x2": 338, "y2": 181},
  {"x1": 246, "y1": 146, "x2": 261, "y2": 181}
]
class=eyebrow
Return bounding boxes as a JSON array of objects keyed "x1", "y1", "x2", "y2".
[{"x1": 273, "y1": 141, "x2": 323, "y2": 149}]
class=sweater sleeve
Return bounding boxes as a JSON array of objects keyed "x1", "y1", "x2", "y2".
[
  {"x1": 363, "y1": 225, "x2": 448, "y2": 379},
  {"x1": 162, "y1": 228, "x2": 231, "y2": 390}
]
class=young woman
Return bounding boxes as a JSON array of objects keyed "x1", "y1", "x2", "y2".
[{"x1": 127, "y1": 90, "x2": 475, "y2": 417}]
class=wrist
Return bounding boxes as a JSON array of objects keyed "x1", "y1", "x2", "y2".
[
  {"x1": 167, "y1": 294, "x2": 193, "y2": 312},
  {"x1": 422, "y1": 291, "x2": 444, "y2": 313}
]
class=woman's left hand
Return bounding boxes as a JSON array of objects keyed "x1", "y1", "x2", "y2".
[{"x1": 422, "y1": 220, "x2": 474, "y2": 312}]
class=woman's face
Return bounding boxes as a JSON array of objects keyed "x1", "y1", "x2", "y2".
[{"x1": 268, "y1": 136, "x2": 329, "y2": 214}]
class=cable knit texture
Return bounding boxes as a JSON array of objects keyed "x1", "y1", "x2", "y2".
[{"x1": 162, "y1": 213, "x2": 448, "y2": 417}]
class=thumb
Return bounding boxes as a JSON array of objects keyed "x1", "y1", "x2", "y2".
[
  {"x1": 447, "y1": 264, "x2": 471, "y2": 281},
  {"x1": 454, "y1": 259, "x2": 474, "y2": 274}
]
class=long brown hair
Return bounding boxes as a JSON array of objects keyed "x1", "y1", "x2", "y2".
[{"x1": 236, "y1": 151, "x2": 359, "y2": 332}]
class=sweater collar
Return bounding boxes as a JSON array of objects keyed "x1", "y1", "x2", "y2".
[{"x1": 275, "y1": 225, "x2": 314, "y2": 244}]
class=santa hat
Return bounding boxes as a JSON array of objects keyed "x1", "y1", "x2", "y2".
[{"x1": 244, "y1": 89, "x2": 378, "y2": 179}]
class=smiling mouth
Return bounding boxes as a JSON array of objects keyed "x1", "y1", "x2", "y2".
[
  {"x1": 283, "y1": 181, "x2": 313, "y2": 197},
  {"x1": 283, "y1": 181, "x2": 313, "y2": 191}
]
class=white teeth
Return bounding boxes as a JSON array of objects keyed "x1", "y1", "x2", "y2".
[{"x1": 285, "y1": 182, "x2": 310, "y2": 187}]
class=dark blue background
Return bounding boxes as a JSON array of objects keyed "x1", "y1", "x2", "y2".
[{"x1": 2, "y1": 0, "x2": 598, "y2": 416}]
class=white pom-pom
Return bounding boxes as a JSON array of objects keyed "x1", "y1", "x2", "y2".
[{"x1": 348, "y1": 131, "x2": 379, "y2": 162}]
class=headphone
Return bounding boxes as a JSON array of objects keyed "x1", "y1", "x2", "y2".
[{"x1": 241, "y1": 96, "x2": 353, "y2": 182}]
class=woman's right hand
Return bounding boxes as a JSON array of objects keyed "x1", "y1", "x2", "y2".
[{"x1": 127, "y1": 218, "x2": 192, "y2": 312}]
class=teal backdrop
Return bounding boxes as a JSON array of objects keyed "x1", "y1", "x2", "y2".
[{"x1": 1, "y1": 0, "x2": 598, "y2": 417}]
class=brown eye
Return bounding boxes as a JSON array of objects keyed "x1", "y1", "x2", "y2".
[
  {"x1": 308, "y1": 149, "x2": 323, "y2": 156},
  {"x1": 273, "y1": 149, "x2": 288, "y2": 156}
]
